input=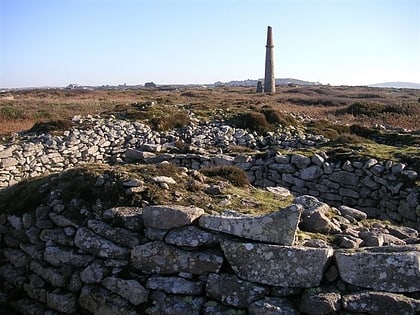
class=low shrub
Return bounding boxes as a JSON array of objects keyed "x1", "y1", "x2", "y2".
[
  {"x1": 28, "y1": 119, "x2": 73, "y2": 134},
  {"x1": 306, "y1": 119, "x2": 350, "y2": 140},
  {"x1": 228, "y1": 111, "x2": 271, "y2": 133},
  {"x1": 261, "y1": 108, "x2": 298, "y2": 127},
  {"x1": 334, "y1": 133, "x2": 373, "y2": 144},
  {"x1": 201, "y1": 165, "x2": 250, "y2": 187}
]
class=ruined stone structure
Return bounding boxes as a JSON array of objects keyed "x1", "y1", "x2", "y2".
[
  {"x1": 264, "y1": 26, "x2": 276, "y2": 93},
  {"x1": 1, "y1": 200, "x2": 419, "y2": 314},
  {"x1": 1, "y1": 115, "x2": 420, "y2": 314}
]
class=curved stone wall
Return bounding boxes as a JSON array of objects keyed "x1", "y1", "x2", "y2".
[
  {"x1": 1, "y1": 202, "x2": 419, "y2": 314},
  {"x1": 0, "y1": 115, "x2": 418, "y2": 230}
]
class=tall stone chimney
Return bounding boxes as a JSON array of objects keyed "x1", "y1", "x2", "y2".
[{"x1": 264, "y1": 26, "x2": 275, "y2": 93}]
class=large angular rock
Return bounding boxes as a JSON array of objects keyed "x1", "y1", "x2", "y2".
[
  {"x1": 102, "y1": 276, "x2": 149, "y2": 306},
  {"x1": 80, "y1": 260, "x2": 110, "y2": 284},
  {"x1": 248, "y1": 297, "x2": 299, "y2": 315},
  {"x1": 199, "y1": 205, "x2": 302, "y2": 245},
  {"x1": 74, "y1": 227, "x2": 129, "y2": 259},
  {"x1": 131, "y1": 241, "x2": 223, "y2": 275},
  {"x1": 206, "y1": 273, "x2": 269, "y2": 308},
  {"x1": 299, "y1": 288, "x2": 341, "y2": 314},
  {"x1": 335, "y1": 245, "x2": 420, "y2": 292},
  {"x1": 342, "y1": 291, "x2": 420, "y2": 315},
  {"x1": 221, "y1": 240, "x2": 333, "y2": 287},
  {"x1": 146, "y1": 276, "x2": 203, "y2": 295},
  {"x1": 294, "y1": 195, "x2": 341, "y2": 234},
  {"x1": 143, "y1": 205, "x2": 204, "y2": 229},
  {"x1": 102, "y1": 206, "x2": 144, "y2": 231}
]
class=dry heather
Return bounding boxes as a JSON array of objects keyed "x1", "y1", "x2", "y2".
[{"x1": 1, "y1": 85, "x2": 419, "y2": 137}]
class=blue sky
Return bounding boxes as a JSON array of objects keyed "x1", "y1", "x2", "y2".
[{"x1": 1, "y1": 0, "x2": 419, "y2": 88}]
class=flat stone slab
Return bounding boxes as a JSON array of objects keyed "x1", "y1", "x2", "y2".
[
  {"x1": 335, "y1": 245, "x2": 420, "y2": 292},
  {"x1": 74, "y1": 228, "x2": 129, "y2": 259},
  {"x1": 131, "y1": 241, "x2": 223, "y2": 275},
  {"x1": 221, "y1": 240, "x2": 333, "y2": 287},
  {"x1": 342, "y1": 291, "x2": 420, "y2": 315},
  {"x1": 199, "y1": 205, "x2": 302, "y2": 245},
  {"x1": 143, "y1": 205, "x2": 205, "y2": 230}
]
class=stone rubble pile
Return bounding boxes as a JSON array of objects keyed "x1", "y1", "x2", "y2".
[
  {"x1": 0, "y1": 115, "x2": 326, "y2": 187},
  {"x1": 1, "y1": 115, "x2": 417, "y2": 230},
  {"x1": 1, "y1": 192, "x2": 419, "y2": 314}
]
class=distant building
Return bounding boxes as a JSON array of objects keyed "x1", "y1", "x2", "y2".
[
  {"x1": 145, "y1": 82, "x2": 157, "y2": 89},
  {"x1": 66, "y1": 84, "x2": 79, "y2": 89}
]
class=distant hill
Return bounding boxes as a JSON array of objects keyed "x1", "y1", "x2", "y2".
[
  {"x1": 368, "y1": 82, "x2": 420, "y2": 89},
  {"x1": 219, "y1": 78, "x2": 320, "y2": 87}
]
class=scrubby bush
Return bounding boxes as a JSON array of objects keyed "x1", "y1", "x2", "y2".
[
  {"x1": 201, "y1": 165, "x2": 249, "y2": 187},
  {"x1": 261, "y1": 108, "x2": 298, "y2": 127},
  {"x1": 334, "y1": 133, "x2": 373, "y2": 144},
  {"x1": 28, "y1": 119, "x2": 73, "y2": 134},
  {"x1": 228, "y1": 111, "x2": 271, "y2": 133},
  {"x1": 306, "y1": 119, "x2": 350, "y2": 140}
]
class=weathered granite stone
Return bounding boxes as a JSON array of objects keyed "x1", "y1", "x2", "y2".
[
  {"x1": 338, "y1": 205, "x2": 367, "y2": 221},
  {"x1": 146, "y1": 276, "x2": 203, "y2": 295},
  {"x1": 23, "y1": 281, "x2": 47, "y2": 303},
  {"x1": 145, "y1": 227, "x2": 168, "y2": 241},
  {"x1": 46, "y1": 290, "x2": 77, "y2": 313},
  {"x1": 48, "y1": 212, "x2": 79, "y2": 228},
  {"x1": 295, "y1": 196, "x2": 341, "y2": 234},
  {"x1": 30, "y1": 261, "x2": 66, "y2": 287},
  {"x1": 102, "y1": 206, "x2": 144, "y2": 231},
  {"x1": 335, "y1": 245, "x2": 420, "y2": 292},
  {"x1": 74, "y1": 227, "x2": 129, "y2": 259},
  {"x1": 3, "y1": 248, "x2": 30, "y2": 268},
  {"x1": 291, "y1": 154, "x2": 311, "y2": 169},
  {"x1": 87, "y1": 219, "x2": 140, "y2": 247},
  {"x1": 102, "y1": 276, "x2": 149, "y2": 306},
  {"x1": 80, "y1": 260, "x2": 110, "y2": 284},
  {"x1": 199, "y1": 205, "x2": 302, "y2": 245},
  {"x1": 300, "y1": 165, "x2": 323, "y2": 181},
  {"x1": 143, "y1": 205, "x2": 204, "y2": 229},
  {"x1": 146, "y1": 293, "x2": 204, "y2": 315},
  {"x1": 206, "y1": 273, "x2": 269, "y2": 308},
  {"x1": 203, "y1": 301, "x2": 246, "y2": 315},
  {"x1": 299, "y1": 288, "x2": 341, "y2": 314},
  {"x1": 221, "y1": 241, "x2": 333, "y2": 287},
  {"x1": 131, "y1": 241, "x2": 223, "y2": 275},
  {"x1": 40, "y1": 228, "x2": 74, "y2": 246},
  {"x1": 248, "y1": 297, "x2": 299, "y2": 315},
  {"x1": 44, "y1": 245, "x2": 94, "y2": 267},
  {"x1": 387, "y1": 225, "x2": 418, "y2": 240},
  {"x1": 330, "y1": 171, "x2": 359, "y2": 186},
  {"x1": 79, "y1": 284, "x2": 137, "y2": 315},
  {"x1": 165, "y1": 226, "x2": 222, "y2": 248},
  {"x1": 20, "y1": 243, "x2": 44, "y2": 260},
  {"x1": 11, "y1": 299, "x2": 46, "y2": 315},
  {"x1": 0, "y1": 263, "x2": 26, "y2": 287},
  {"x1": 265, "y1": 186, "x2": 292, "y2": 197},
  {"x1": 342, "y1": 291, "x2": 420, "y2": 315}
]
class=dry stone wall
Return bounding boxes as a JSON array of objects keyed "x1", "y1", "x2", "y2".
[
  {"x1": 0, "y1": 115, "x2": 418, "y2": 230},
  {"x1": 1, "y1": 201, "x2": 420, "y2": 314}
]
